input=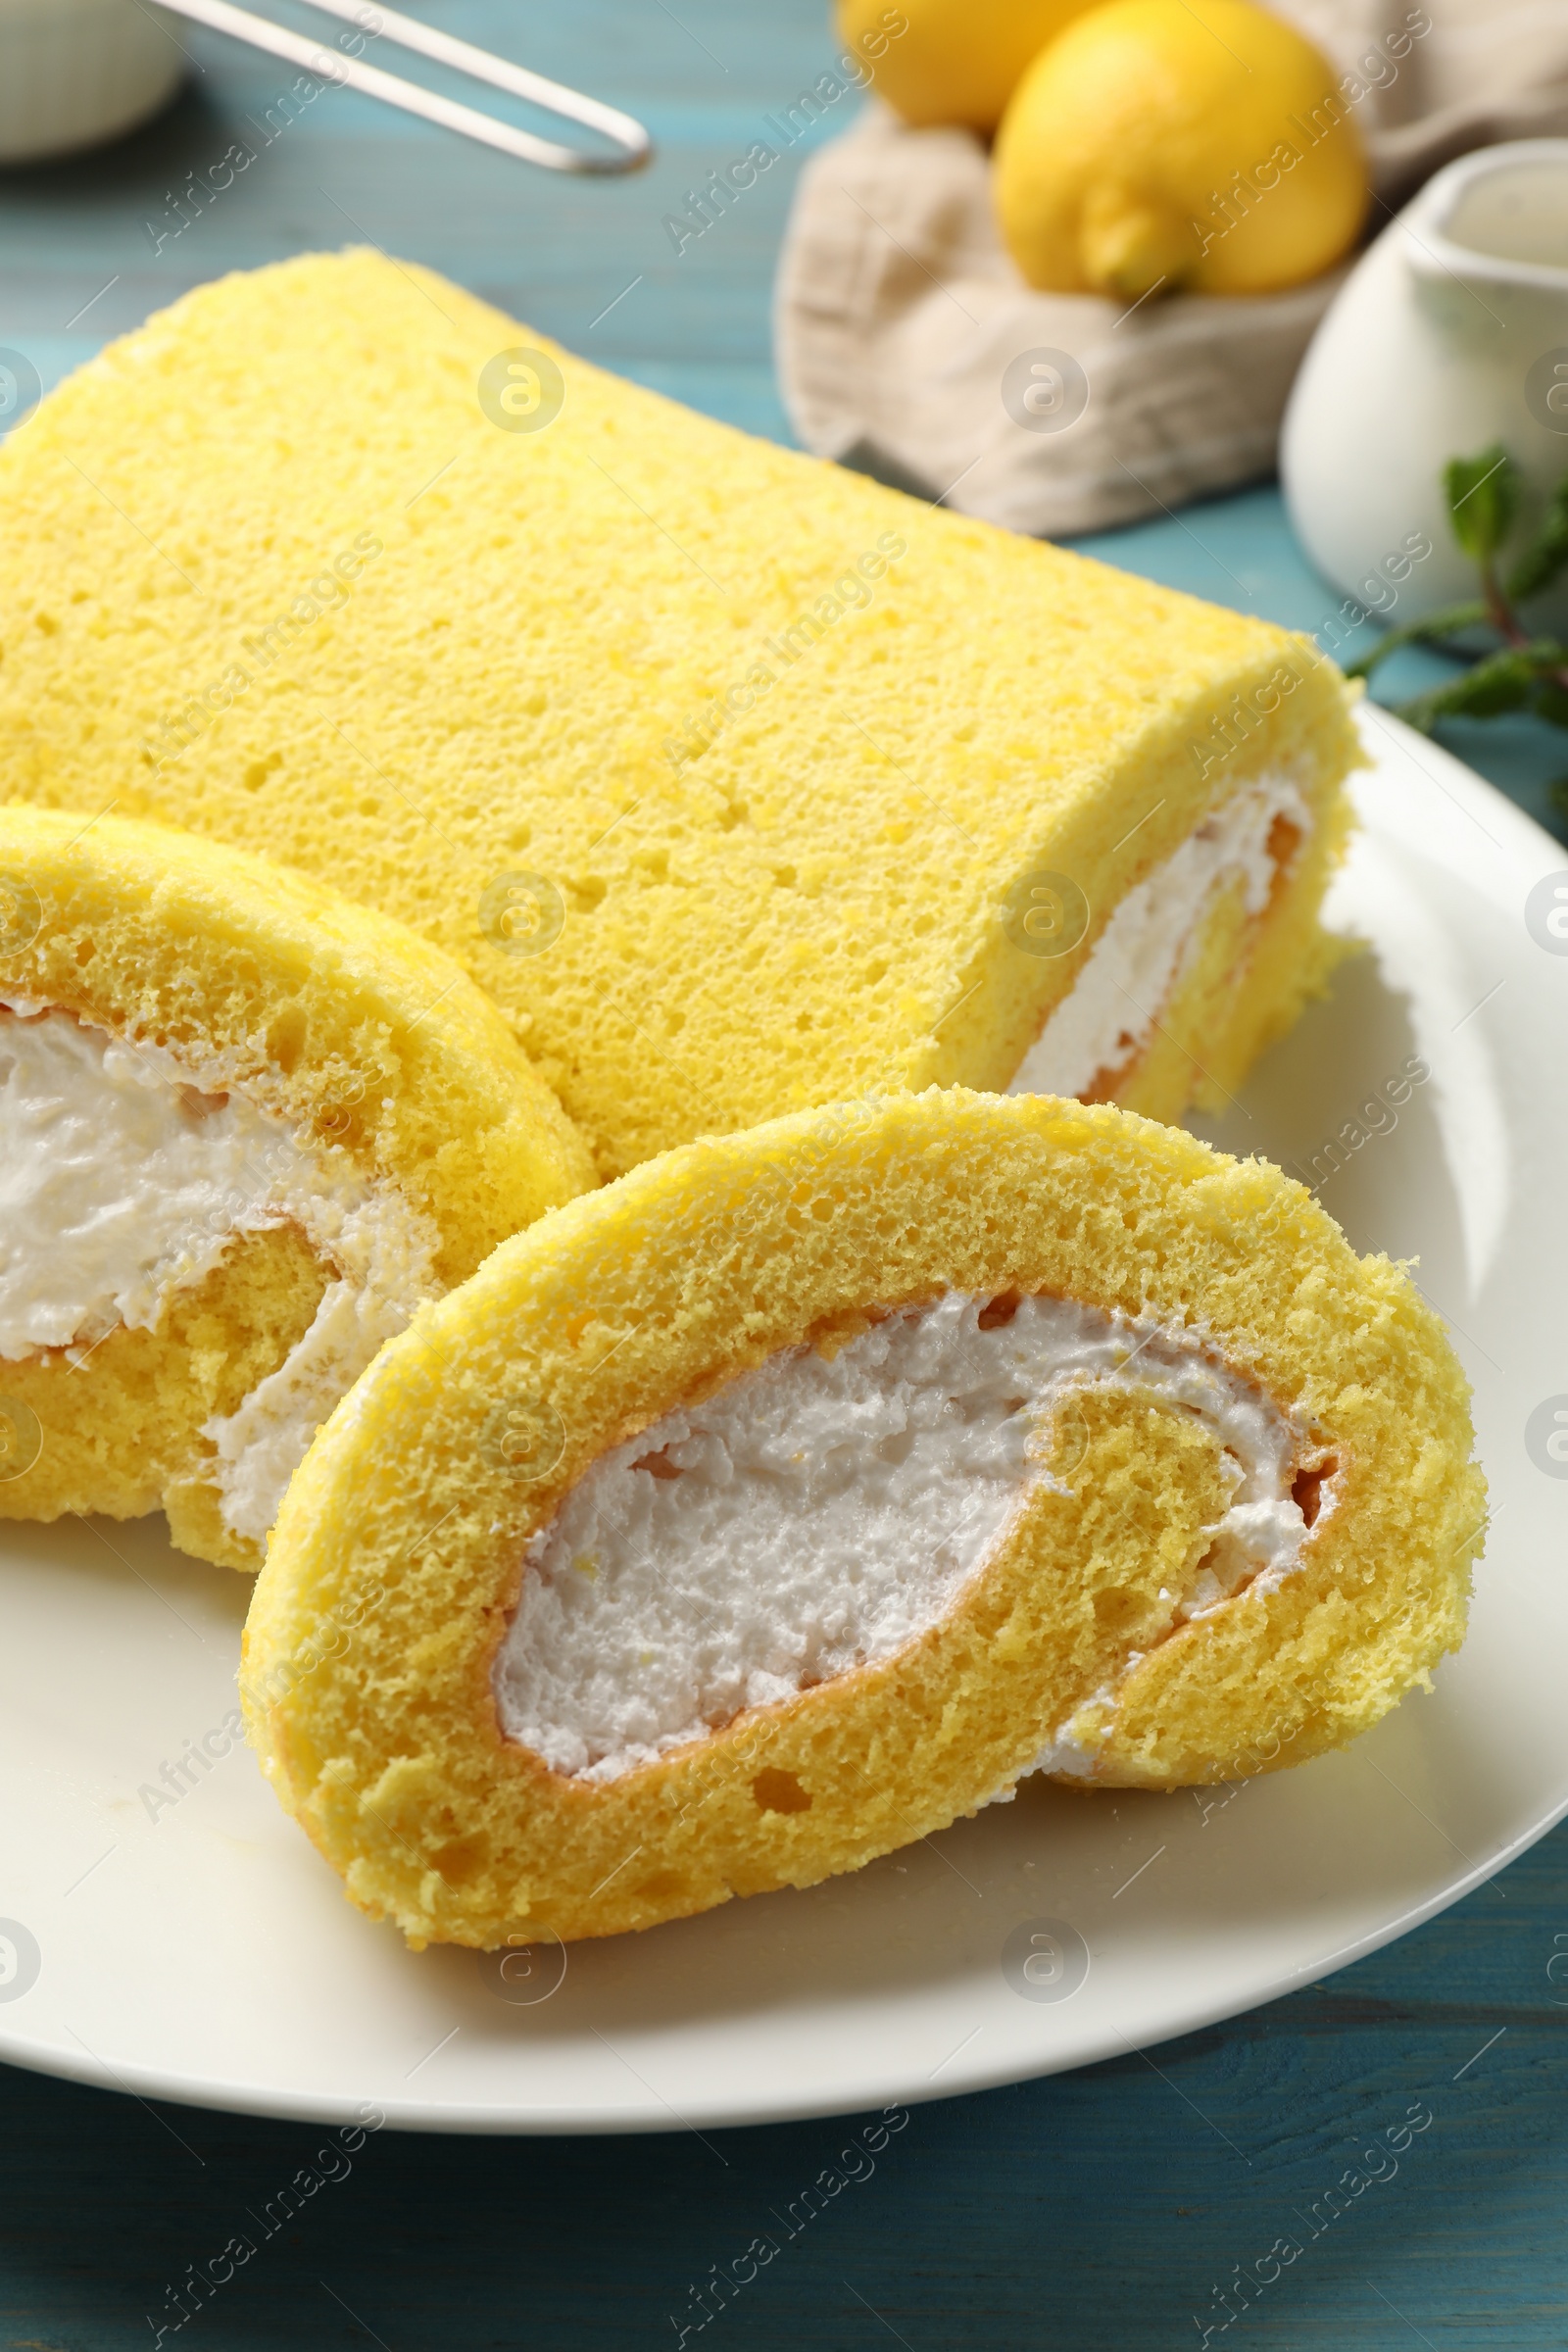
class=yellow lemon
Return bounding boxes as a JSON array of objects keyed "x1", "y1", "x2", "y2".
[
  {"x1": 993, "y1": 0, "x2": 1369, "y2": 298},
  {"x1": 838, "y1": 0, "x2": 1102, "y2": 135}
]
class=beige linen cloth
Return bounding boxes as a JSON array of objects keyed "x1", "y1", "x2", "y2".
[{"x1": 776, "y1": 0, "x2": 1568, "y2": 534}]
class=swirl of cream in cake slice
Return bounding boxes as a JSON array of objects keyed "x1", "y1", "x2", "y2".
[
  {"x1": 1009, "y1": 772, "x2": 1310, "y2": 1100},
  {"x1": 0, "y1": 1000, "x2": 438, "y2": 1544},
  {"x1": 491, "y1": 1291, "x2": 1338, "y2": 1787}
]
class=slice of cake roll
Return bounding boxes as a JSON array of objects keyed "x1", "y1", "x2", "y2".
[
  {"x1": 0, "y1": 253, "x2": 1359, "y2": 1179},
  {"x1": 0, "y1": 807, "x2": 593, "y2": 1571},
  {"x1": 243, "y1": 1091, "x2": 1482, "y2": 1948}
]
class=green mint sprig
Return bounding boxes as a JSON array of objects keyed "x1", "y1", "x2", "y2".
[{"x1": 1345, "y1": 446, "x2": 1568, "y2": 744}]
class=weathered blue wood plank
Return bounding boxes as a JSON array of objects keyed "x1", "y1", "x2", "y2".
[{"x1": 0, "y1": 0, "x2": 850, "y2": 445}]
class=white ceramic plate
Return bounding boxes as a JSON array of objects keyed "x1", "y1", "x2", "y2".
[{"x1": 2, "y1": 707, "x2": 1565, "y2": 2134}]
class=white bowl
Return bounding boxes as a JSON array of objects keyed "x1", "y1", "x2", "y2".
[{"x1": 0, "y1": 0, "x2": 182, "y2": 165}]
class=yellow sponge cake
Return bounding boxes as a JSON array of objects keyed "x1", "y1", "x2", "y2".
[
  {"x1": 243, "y1": 1089, "x2": 1482, "y2": 1947},
  {"x1": 0, "y1": 253, "x2": 1359, "y2": 1177},
  {"x1": 0, "y1": 806, "x2": 593, "y2": 1571}
]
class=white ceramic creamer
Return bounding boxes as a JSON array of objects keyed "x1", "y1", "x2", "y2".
[{"x1": 1283, "y1": 140, "x2": 1568, "y2": 627}]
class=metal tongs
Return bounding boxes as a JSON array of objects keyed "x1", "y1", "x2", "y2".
[{"x1": 154, "y1": 0, "x2": 653, "y2": 173}]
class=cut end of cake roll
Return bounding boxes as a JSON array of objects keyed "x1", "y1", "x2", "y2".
[
  {"x1": 0, "y1": 250, "x2": 1361, "y2": 1176},
  {"x1": 243, "y1": 1089, "x2": 1483, "y2": 1948},
  {"x1": 0, "y1": 805, "x2": 595, "y2": 1570}
]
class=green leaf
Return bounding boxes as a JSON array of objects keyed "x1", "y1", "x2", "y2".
[
  {"x1": 1341, "y1": 600, "x2": 1491, "y2": 679},
  {"x1": 1506, "y1": 471, "x2": 1568, "y2": 604},
  {"x1": 1395, "y1": 644, "x2": 1551, "y2": 731},
  {"x1": 1535, "y1": 680, "x2": 1568, "y2": 729},
  {"x1": 1445, "y1": 445, "x2": 1520, "y2": 564}
]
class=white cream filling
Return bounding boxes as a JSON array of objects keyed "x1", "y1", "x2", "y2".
[
  {"x1": 492, "y1": 1290, "x2": 1329, "y2": 1787},
  {"x1": 1008, "y1": 773, "x2": 1310, "y2": 1101},
  {"x1": 202, "y1": 1197, "x2": 437, "y2": 1544},
  {"x1": 0, "y1": 1001, "x2": 439, "y2": 1544}
]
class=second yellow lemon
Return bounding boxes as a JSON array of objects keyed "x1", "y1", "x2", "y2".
[
  {"x1": 838, "y1": 0, "x2": 1101, "y2": 134},
  {"x1": 994, "y1": 0, "x2": 1369, "y2": 299}
]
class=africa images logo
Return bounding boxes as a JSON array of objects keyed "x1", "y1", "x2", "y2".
[{"x1": 0, "y1": 1919, "x2": 41, "y2": 2004}]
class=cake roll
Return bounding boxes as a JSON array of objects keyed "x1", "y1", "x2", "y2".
[
  {"x1": 0, "y1": 253, "x2": 1359, "y2": 1179},
  {"x1": 243, "y1": 1090, "x2": 1482, "y2": 1948},
  {"x1": 0, "y1": 807, "x2": 593, "y2": 1571}
]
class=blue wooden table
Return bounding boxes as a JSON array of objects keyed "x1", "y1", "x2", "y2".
[{"x1": 4, "y1": 6, "x2": 1566, "y2": 2346}]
